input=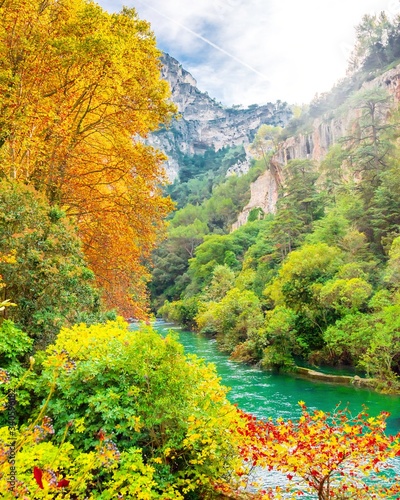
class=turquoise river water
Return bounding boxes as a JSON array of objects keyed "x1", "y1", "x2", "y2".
[
  {"x1": 153, "y1": 320, "x2": 400, "y2": 433},
  {"x1": 152, "y1": 320, "x2": 400, "y2": 495}
]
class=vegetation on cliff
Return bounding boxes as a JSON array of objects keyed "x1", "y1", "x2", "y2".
[{"x1": 155, "y1": 16, "x2": 400, "y2": 393}]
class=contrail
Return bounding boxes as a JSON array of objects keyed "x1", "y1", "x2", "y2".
[{"x1": 136, "y1": 0, "x2": 270, "y2": 81}]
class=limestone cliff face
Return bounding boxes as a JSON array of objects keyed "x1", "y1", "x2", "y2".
[
  {"x1": 151, "y1": 54, "x2": 292, "y2": 180},
  {"x1": 275, "y1": 64, "x2": 400, "y2": 166},
  {"x1": 232, "y1": 64, "x2": 400, "y2": 230},
  {"x1": 231, "y1": 165, "x2": 280, "y2": 231}
]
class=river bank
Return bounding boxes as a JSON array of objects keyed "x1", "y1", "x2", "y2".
[
  {"x1": 146, "y1": 320, "x2": 400, "y2": 495},
  {"x1": 152, "y1": 317, "x2": 397, "y2": 394},
  {"x1": 150, "y1": 320, "x2": 400, "y2": 435},
  {"x1": 294, "y1": 366, "x2": 375, "y2": 387}
]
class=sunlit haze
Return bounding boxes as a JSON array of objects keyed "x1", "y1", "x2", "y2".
[{"x1": 99, "y1": 0, "x2": 398, "y2": 105}]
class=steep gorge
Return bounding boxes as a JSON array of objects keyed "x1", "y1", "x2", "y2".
[{"x1": 150, "y1": 54, "x2": 292, "y2": 181}]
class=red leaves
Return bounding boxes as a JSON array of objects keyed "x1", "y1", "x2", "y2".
[
  {"x1": 33, "y1": 467, "x2": 69, "y2": 490},
  {"x1": 97, "y1": 428, "x2": 106, "y2": 441},
  {"x1": 57, "y1": 478, "x2": 70, "y2": 488},
  {"x1": 236, "y1": 404, "x2": 400, "y2": 499},
  {"x1": 33, "y1": 467, "x2": 44, "y2": 489}
]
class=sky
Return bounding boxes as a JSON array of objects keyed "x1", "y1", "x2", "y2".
[{"x1": 97, "y1": 0, "x2": 400, "y2": 107}]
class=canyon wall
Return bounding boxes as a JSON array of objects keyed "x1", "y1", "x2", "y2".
[
  {"x1": 232, "y1": 64, "x2": 400, "y2": 229},
  {"x1": 150, "y1": 54, "x2": 292, "y2": 181}
]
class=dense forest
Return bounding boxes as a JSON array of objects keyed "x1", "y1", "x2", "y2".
[
  {"x1": 0, "y1": 2, "x2": 400, "y2": 499},
  {"x1": 155, "y1": 12, "x2": 400, "y2": 393}
]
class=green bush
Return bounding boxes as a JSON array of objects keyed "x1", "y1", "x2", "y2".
[
  {"x1": 0, "y1": 182, "x2": 103, "y2": 348},
  {"x1": 35, "y1": 319, "x2": 246, "y2": 496}
]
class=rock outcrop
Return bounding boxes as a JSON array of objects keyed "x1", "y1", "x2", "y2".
[
  {"x1": 151, "y1": 54, "x2": 292, "y2": 181},
  {"x1": 232, "y1": 64, "x2": 400, "y2": 229},
  {"x1": 275, "y1": 64, "x2": 400, "y2": 166},
  {"x1": 231, "y1": 161, "x2": 281, "y2": 231}
]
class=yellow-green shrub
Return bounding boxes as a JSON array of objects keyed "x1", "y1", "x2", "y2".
[{"x1": 20, "y1": 319, "x2": 248, "y2": 498}]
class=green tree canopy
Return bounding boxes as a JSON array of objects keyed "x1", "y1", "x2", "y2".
[{"x1": 0, "y1": 182, "x2": 103, "y2": 348}]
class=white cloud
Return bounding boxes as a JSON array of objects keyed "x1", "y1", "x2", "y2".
[{"x1": 98, "y1": 0, "x2": 398, "y2": 106}]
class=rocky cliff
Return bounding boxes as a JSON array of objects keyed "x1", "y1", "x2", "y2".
[
  {"x1": 275, "y1": 64, "x2": 400, "y2": 166},
  {"x1": 231, "y1": 166, "x2": 280, "y2": 231},
  {"x1": 233, "y1": 64, "x2": 400, "y2": 229},
  {"x1": 151, "y1": 54, "x2": 292, "y2": 181}
]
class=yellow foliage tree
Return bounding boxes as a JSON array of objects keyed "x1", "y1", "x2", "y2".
[{"x1": 0, "y1": 0, "x2": 176, "y2": 317}]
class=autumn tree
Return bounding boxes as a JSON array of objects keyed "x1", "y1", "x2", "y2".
[
  {"x1": 24, "y1": 320, "x2": 248, "y2": 498},
  {"x1": 239, "y1": 402, "x2": 400, "y2": 500},
  {"x1": 0, "y1": 0, "x2": 176, "y2": 317}
]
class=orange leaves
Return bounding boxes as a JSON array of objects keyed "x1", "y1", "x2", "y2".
[
  {"x1": 237, "y1": 404, "x2": 400, "y2": 499},
  {"x1": 0, "y1": 0, "x2": 176, "y2": 316}
]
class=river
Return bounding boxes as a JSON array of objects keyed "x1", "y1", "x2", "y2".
[
  {"x1": 152, "y1": 319, "x2": 400, "y2": 493},
  {"x1": 147, "y1": 320, "x2": 400, "y2": 495},
  {"x1": 153, "y1": 320, "x2": 400, "y2": 434}
]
